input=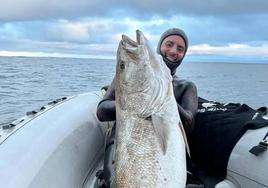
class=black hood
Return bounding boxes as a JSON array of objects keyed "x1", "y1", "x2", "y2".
[{"x1": 157, "y1": 28, "x2": 188, "y2": 76}]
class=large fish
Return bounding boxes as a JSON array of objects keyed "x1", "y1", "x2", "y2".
[{"x1": 114, "y1": 30, "x2": 186, "y2": 188}]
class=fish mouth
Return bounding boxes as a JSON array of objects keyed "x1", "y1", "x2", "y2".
[
  {"x1": 121, "y1": 30, "x2": 143, "y2": 46},
  {"x1": 122, "y1": 34, "x2": 138, "y2": 47}
]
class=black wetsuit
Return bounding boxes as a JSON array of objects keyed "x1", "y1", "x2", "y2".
[{"x1": 172, "y1": 76, "x2": 198, "y2": 134}]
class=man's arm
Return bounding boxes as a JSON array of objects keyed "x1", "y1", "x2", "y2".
[
  {"x1": 96, "y1": 77, "x2": 116, "y2": 122},
  {"x1": 173, "y1": 80, "x2": 198, "y2": 134}
]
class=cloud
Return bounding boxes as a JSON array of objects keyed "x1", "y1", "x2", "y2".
[
  {"x1": 0, "y1": 0, "x2": 267, "y2": 62},
  {"x1": 184, "y1": 16, "x2": 268, "y2": 45},
  {"x1": 1, "y1": 1, "x2": 267, "y2": 46},
  {"x1": 0, "y1": 50, "x2": 114, "y2": 59},
  {"x1": 1, "y1": 15, "x2": 268, "y2": 58},
  {"x1": 0, "y1": 19, "x2": 117, "y2": 43},
  {"x1": 189, "y1": 43, "x2": 268, "y2": 57},
  {"x1": 0, "y1": 39, "x2": 118, "y2": 61},
  {"x1": 0, "y1": 0, "x2": 98, "y2": 21},
  {"x1": 1, "y1": 0, "x2": 268, "y2": 21},
  {"x1": 0, "y1": 17, "x2": 165, "y2": 45},
  {"x1": 47, "y1": 20, "x2": 91, "y2": 42}
]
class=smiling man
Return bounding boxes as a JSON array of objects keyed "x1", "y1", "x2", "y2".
[{"x1": 157, "y1": 28, "x2": 198, "y2": 134}]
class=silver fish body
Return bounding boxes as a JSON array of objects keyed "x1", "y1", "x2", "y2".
[{"x1": 114, "y1": 30, "x2": 186, "y2": 188}]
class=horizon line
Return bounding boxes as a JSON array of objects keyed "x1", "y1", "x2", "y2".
[{"x1": 0, "y1": 50, "x2": 267, "y2": 64}]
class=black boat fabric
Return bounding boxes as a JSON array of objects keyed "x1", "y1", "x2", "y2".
[
  {"x1": 96, "y1": 96, "x2": 268, "y2": 188},
  {"x1": 188, "y1": 97, "x2": 268, "y2": 183}
]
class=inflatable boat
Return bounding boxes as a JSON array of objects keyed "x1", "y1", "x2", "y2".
[{"x1": 0, "y1": 91, "x2": 267, "y2": 188}]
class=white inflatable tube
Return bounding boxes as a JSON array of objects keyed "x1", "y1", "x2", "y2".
[{"x1": 0, "y1": 92, "x2": 109, "y2": 188}]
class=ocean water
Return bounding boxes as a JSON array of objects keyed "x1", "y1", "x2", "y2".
[{"x1": 0, "y1": 56, "x2": 267, "y2": 125}]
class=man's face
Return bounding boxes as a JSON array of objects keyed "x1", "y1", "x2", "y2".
[{"x1": 160, "y1": 35, "x2": 186, "y2": 63}]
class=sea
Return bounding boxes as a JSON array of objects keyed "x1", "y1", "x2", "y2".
[{"x1": 0, "y1": 56, "x2": 267, "y2": 125}]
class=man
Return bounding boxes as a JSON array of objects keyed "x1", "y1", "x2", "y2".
[{"x1": 97, "y1": 28, "x2": 198, "y2": 134}]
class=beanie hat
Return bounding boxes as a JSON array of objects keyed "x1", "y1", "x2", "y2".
[{"x1": 157, "y1": 28, "x2": 188, "y2": 55}]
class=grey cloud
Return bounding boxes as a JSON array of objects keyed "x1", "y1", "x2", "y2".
[
  {"x1": 0, "y1": 37, "x2": 117, "y2": 56},
  {"x1": 0, "y1": 20, "x2": 126, "y2": 44},
  {"x1": 1, "y1": 0, "x2": 268, "y2": 56},
  {"x1": 1, "y1": 14, "x2": 268, "y2": 48},
  {"x1": 0, "y1": 0, "x2": 268, "y2": 21},
  {"x1": 0, "y1": 0, "x2": 105, "y2": 21},
  {"x1": 187, "y1": 14, "x2": 268, "y2": 45}
]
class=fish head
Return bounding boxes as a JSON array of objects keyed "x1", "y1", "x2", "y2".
[
  {"x1": 116, "y1": 30, "x2": 171, "y2": 94},
  {"x1": 116, "y1": 30, "x2": 152, "y2": 93},
  {"x1": 115, "y1": 30, "x2": 173, "y2": 114}
]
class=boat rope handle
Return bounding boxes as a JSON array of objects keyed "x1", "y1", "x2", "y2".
[{"x1": 249, "y1": 131, "x2": 268, "y2": 156}]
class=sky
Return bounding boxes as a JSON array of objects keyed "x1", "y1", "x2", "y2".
[{"x1": 0, "y1": 0, "x2": 268, "y2": 63}]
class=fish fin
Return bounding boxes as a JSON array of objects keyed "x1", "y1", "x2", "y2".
[
  {"x1": 151, "y1": 114, "x2": 169, "y2": 155},
  {"x1": 179, "y1": 122, "x2": 191, "y2": 158}
]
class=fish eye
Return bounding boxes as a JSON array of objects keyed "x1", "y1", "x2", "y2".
[{"x1": 120, "y1": 62, "x2": 125, "y2": 70}]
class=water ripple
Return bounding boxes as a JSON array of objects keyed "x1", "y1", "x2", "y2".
[{"x1": 1, "y1": 57, "x2": 267, "y2": 125}]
